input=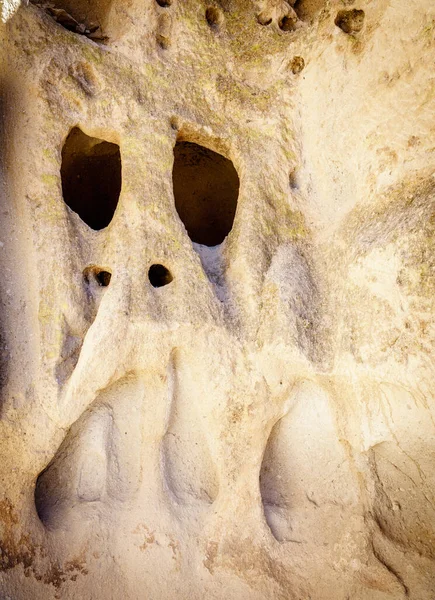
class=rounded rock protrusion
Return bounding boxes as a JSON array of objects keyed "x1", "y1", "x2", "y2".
[
  {"x1": 257, "y1": 11, "x2": 273, "y2": 26},
  {"x1": 170, "y1": 116, "x2": 180, "y2": 131}
]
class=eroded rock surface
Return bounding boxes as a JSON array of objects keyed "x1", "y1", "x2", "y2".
[{"x1": 1, "y1": 0, "x2": 435, "y2": 598}]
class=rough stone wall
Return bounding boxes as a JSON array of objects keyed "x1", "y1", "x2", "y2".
[{"x1": 1, "y1": 0, "x2": 435, "y2": 598}]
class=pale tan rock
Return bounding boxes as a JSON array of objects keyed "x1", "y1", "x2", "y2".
[
  {"x1": 1, "y1": 0, "x2": 21, "y2": 22},
  {"x1": 1, "y1": 0, "x2": 435, "y2": 599}
]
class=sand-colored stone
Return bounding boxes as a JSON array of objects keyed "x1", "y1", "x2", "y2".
[{"x1": 1, "y1": 0, "x2": 435, "y2": 598}]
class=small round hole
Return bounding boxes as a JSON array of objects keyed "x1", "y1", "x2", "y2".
[
  {"x1": 96, "y1": 270, "x2": 112, "y2": 287},
  {"x1": 205, "y1": 6, "x2": 223, "y2": 29},
  {"x1": 279, "y1": 14, "x2": 297, "y2": 31},
  {"x1": 83, "y1": 266, "x2": 112, "y2": 287},
  {"x1": 156, "y1": 0, "x2": 172, "y2": 6},
  {"x1": 148, "y1": 264, "x2": 173, "y2": 288}
]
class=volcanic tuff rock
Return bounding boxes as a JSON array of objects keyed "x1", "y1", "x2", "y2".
[{"x1": 1, "y1": 0, "x2": 435, "y2": 598}]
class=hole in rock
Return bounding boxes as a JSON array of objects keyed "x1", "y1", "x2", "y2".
[
  {"x1": 279, "y1": 13, "x2": 297, "y2": 31},
  {"x1": 335, "y1": 9, "x2": 365, "y2": 34},
  {"x1": 205, "y1": 7, "x2": 223, "y2": 29},
  {"x1": 96, "y1": 270, "x2": 112, "y2": 287},
  {"x1": 148, "y1": 264, "x2": 173, "y2": 288},
  {"x1": 289, "y1": 56, "x2": 305, "y2": 74},
  {"x1": 61, "y1": 127, "x2": 121, "y2": 230},
  {"x1": 83, "y1": 265, "x2": 112, "y2": 287},
  {"x1": 172, "y1": 141, "x2": 239, "y2": 246},
  {"x1": 156, "y1": 0, "x2": 172, "y2": 6}
]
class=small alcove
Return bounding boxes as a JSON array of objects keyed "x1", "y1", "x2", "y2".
[
  {"x1": 61, "y1": 127, "x2": 121, "y2": 230},
  {"x1": 172, "y1": 141, "x2": 239, "y2": 247}
]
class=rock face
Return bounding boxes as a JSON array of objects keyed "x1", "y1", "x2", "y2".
[{"x1": 1, "y1": 0, "x2": 435, "y2": 598}]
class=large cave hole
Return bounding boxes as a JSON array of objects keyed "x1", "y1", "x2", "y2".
[
  {"x1": 172, "y1": 141, "x2": 239, "y2": 247},
  {"x1": 61, "y1": 127, "x2": 121, "y2": 230}
]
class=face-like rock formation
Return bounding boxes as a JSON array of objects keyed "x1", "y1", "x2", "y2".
[{"x1": 1, "y1": 0, "x2": 435, "y2": 598}]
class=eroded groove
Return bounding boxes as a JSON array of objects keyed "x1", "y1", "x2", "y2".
[
  {"x1": 161, "y1": 355, "x2": 218, "y2": 507},
  {"x1": 370, "y1": 538, "x2": 409, "y2": 597},
  {"x1": 260, "y1": 417, "x2": 292, "y2": 542},
  {"x1": 54, "y1": 266, "x2": 112, "y2": 385}
]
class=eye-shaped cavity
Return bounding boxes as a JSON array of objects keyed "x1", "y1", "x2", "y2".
[
  {"x1": 172, "y1": 141, "x2": 239, "y2": 247},
  {"x1": 61, "y1": 128, "x2": 121, "y2": 230},
  {"x1": 148, "y1": 264, "x2": 173, "y2": 288}
]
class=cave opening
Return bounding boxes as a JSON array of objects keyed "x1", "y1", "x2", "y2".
[
  {"x1": 61, "y1": 127, "x2": 121, "y2": 230},
  {"x1": 172, "y1": 141, "x2": 239, "y2": 247}
]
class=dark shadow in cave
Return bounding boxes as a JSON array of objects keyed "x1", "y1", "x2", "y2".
[
  {"x1": 61, "y1": 127, "x2": 121, "y2": 230},
  {"x1": 172, "y1": 141, "x2": 239, "y2": 247}
]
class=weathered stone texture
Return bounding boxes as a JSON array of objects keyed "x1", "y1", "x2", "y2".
[{"x1": 1, "y1": 0, "x2": 435, "y2": 598}]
